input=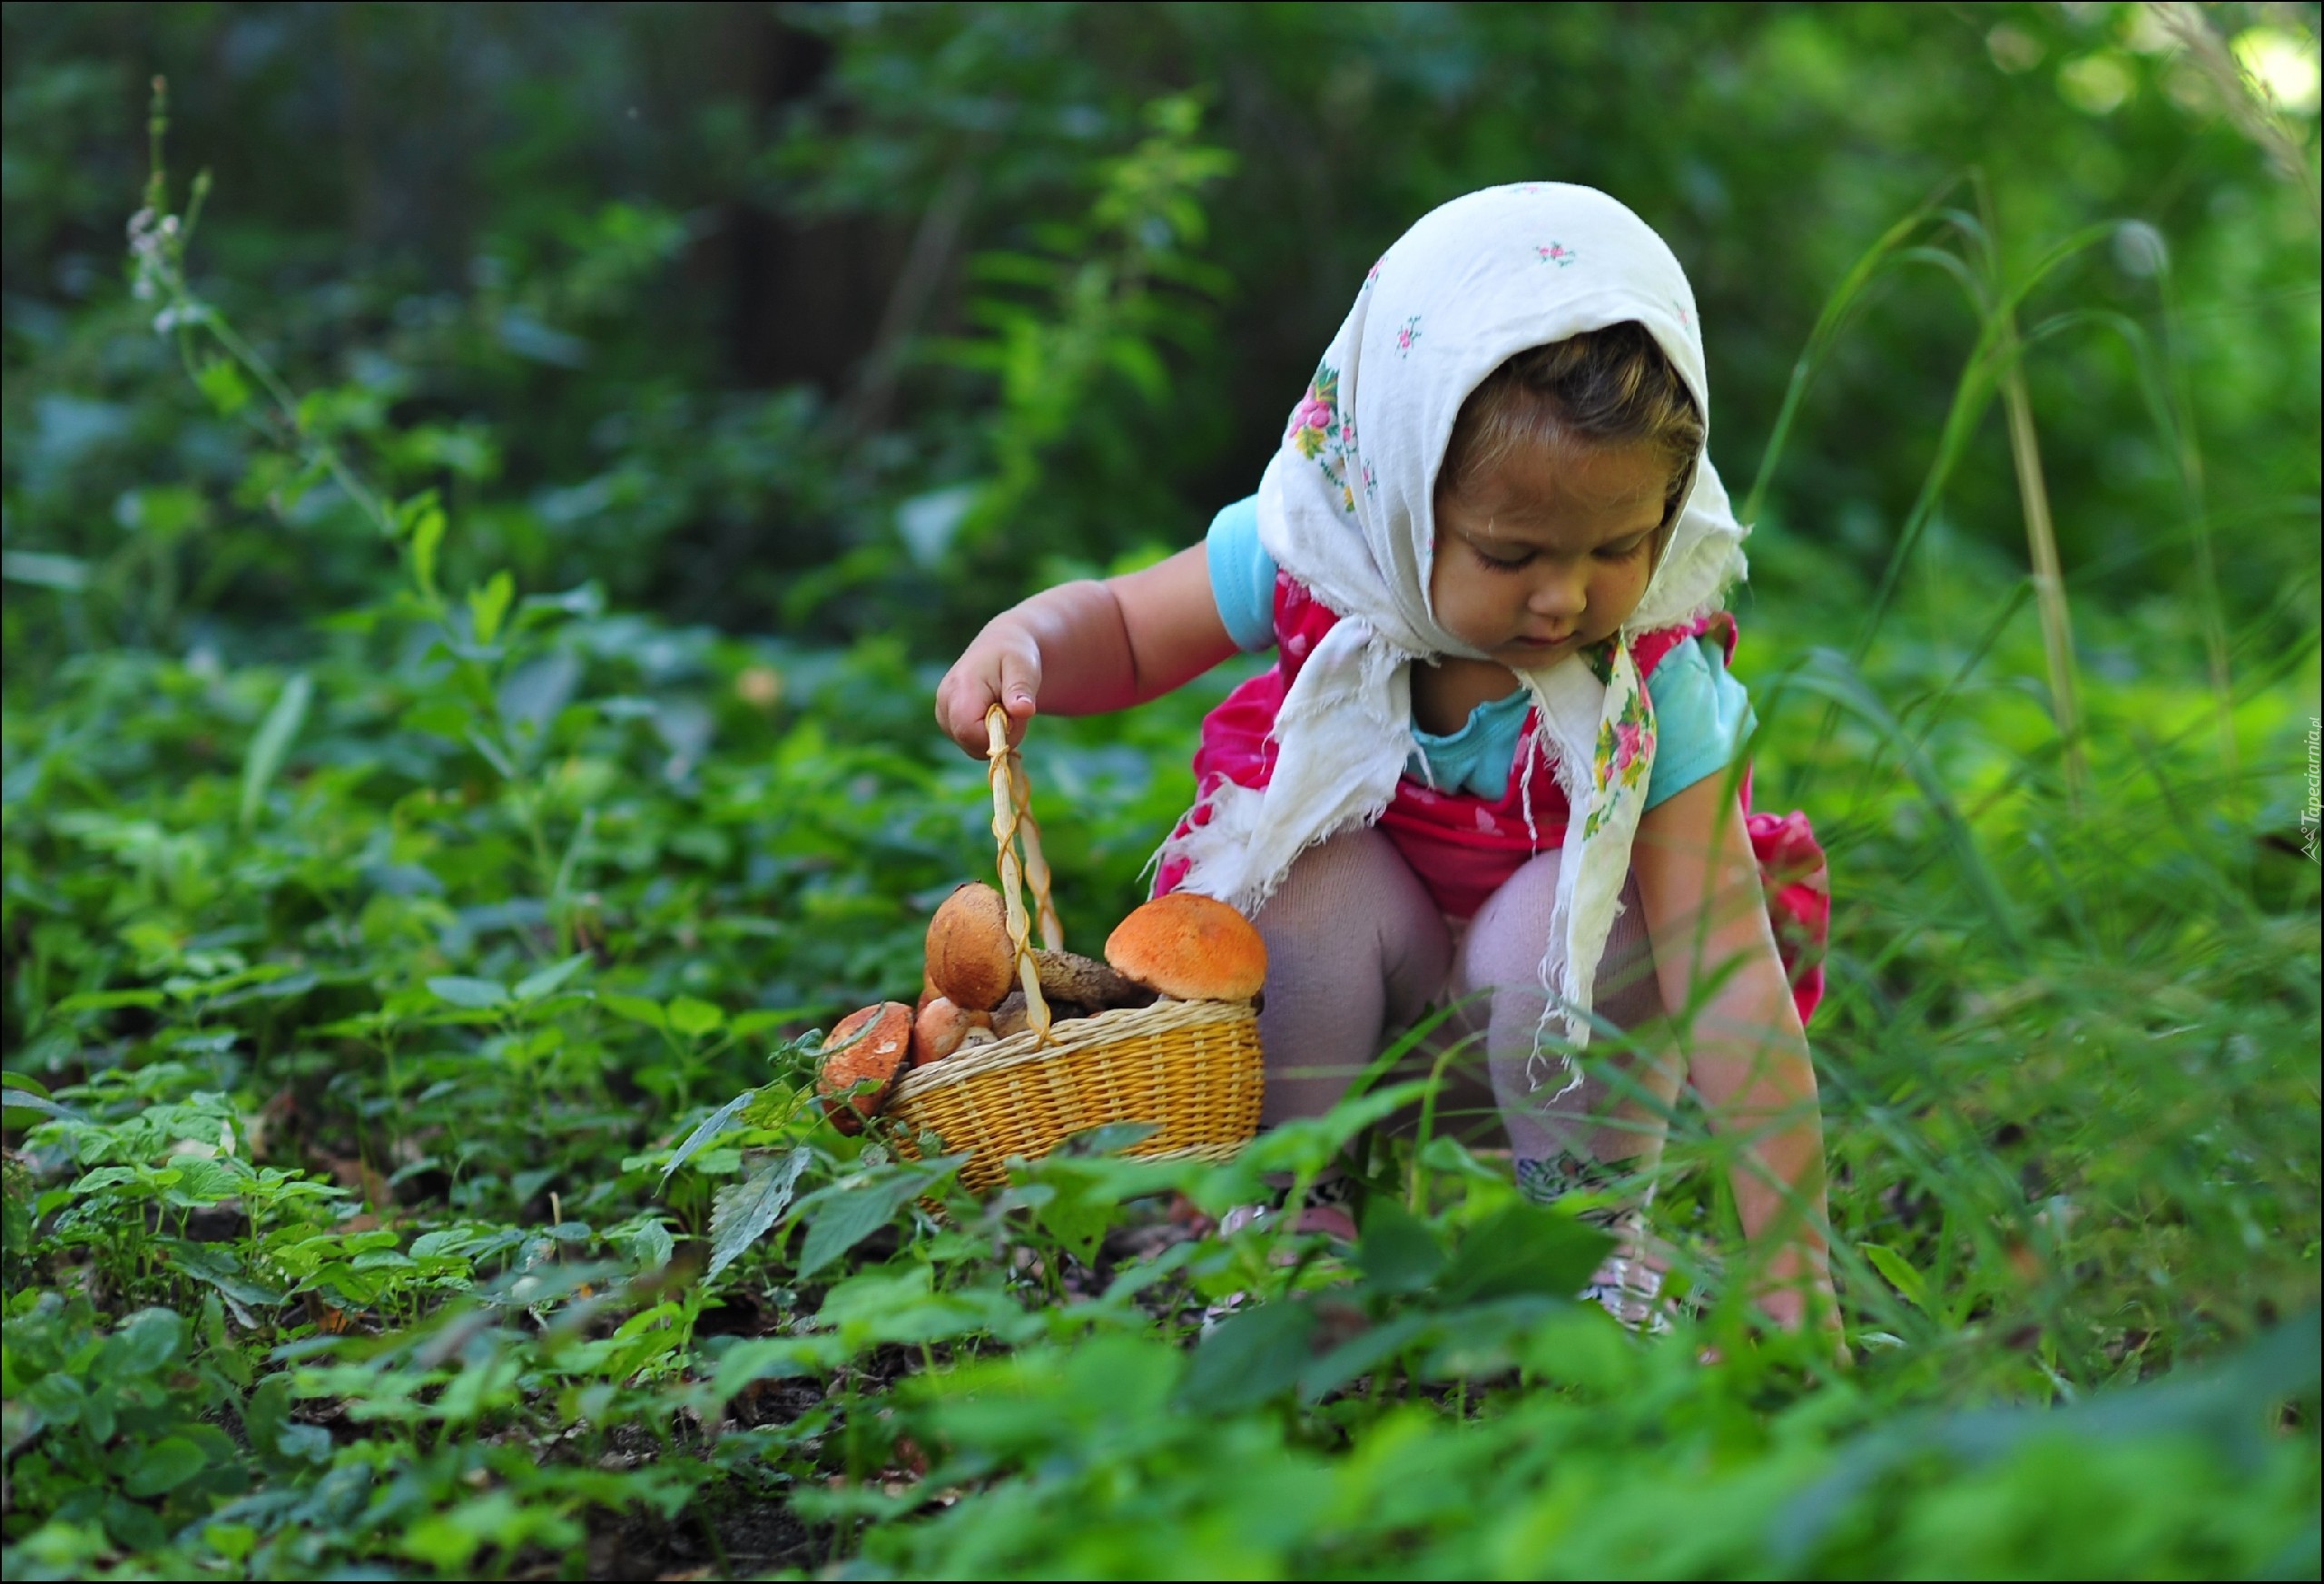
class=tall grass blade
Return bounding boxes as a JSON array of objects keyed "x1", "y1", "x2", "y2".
[
  {"x1": 238, "y1": 672, "x2": 311, "y2": 831},
  {"x1": 1741, "y1": 179, "x2": 1967, "y2": 526},
  {"x1": 1986, "y1": 282, "x2": 2087, "y2": 812}
]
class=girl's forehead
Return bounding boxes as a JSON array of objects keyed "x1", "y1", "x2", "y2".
[{"x1": 1444, "y1": 442, "x2": 1671, "y2": 530}]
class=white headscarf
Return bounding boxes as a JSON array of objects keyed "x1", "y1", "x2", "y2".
[{"x1": 1162, "y1": 182, "x2": 1748, "y2": 1080}]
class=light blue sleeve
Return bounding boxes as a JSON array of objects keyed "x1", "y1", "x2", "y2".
[
  {"x1": 1204, "y1": 495, "x2": 1278, "y2": 653},
  {"x1": 1642, "y1": 635, "x2": 1758, "y2": 811}
]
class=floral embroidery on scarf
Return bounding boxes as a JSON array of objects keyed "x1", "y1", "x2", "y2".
[
  {"x1": 1394, "y1": 315, "x2": 1423, "y2": 355},
  {"x1": 1287, "y1": 362, "x2": 1339, "y2": 457},
  {"x1": 1536, "y1": 241, "x2": 1577, "y2": 267},
  {"x1": 1288, "y1": 362, "x2": 1358, "y2": 513},
  {"x1": 1581, "y1": 683, "x2": 1656, "y2": 838}
]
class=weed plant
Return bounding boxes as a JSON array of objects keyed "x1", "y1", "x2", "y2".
[{"x1": 3, "y1": 73, "x2": 2319, "y2": 1584}]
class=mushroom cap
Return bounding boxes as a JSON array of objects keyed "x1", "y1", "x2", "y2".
[
  {"x1": 911, "y1": 997, "x2": 991, "y2": 1069},
  {"x1": 925, "y1": 882, "x2": 1016, "y2": 1011},
  {"x1": 816, "y1": 1001, "x2": 914, "y2": 1133},
  {"x1": 1104, "y1": 892, "x2": 1268, "y2": 1002}
]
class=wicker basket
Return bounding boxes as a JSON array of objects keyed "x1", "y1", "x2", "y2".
[{"x1": 887, "y1": 705, "x2": 1264, "y2": 1192}]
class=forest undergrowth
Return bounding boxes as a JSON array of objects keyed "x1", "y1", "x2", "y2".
[{"x1": 3, "y1": 81, "x2": 2319, "y2": 1582}]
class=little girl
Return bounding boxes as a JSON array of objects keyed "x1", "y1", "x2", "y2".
[{"x1": 935, "y1": 184, "x2": 1837, "y2": 1336}]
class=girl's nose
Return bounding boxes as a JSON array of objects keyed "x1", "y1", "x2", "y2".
[{"x1": 1530, "y1": 565, "x2": 1587, "y2": 618}]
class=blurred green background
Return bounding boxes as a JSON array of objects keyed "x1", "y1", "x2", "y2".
[{"x1": 5, "y1": 1, "x2": 2318, "y2": 663}]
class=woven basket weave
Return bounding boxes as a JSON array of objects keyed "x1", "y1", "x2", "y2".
[{"x1": 888, "y1": 705, "x2": 1264, "y2": 1192}]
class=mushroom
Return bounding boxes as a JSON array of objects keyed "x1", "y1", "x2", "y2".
[
  {"x1": 815, "y1": 1001, "x2": 913, "y2": 1134},
  {"x1": 911, "y1": 997, "x2": 992, "y2": 1068},
  {"x1": 990, "y1": 990, "x2": 1030, "y2": 1039},
  {"x1": 1105, "y1": 892, "x2": 1268, "y2": 1002},
  {"x1": 926, "y1": 881, "x2": 1154, "y2": 1013},
  {"x1": 925, "y1": 883, "x2": 1016, "y2": 1011}
]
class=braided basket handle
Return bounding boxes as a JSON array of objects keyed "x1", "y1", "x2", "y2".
[{"x1": 985, "y1": 705, "x2": 1065, "y2": 1042}]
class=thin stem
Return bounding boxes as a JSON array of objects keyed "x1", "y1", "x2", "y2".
[{"x1": 1975, "y1": 177, "x2": 2087, "y2": 816}]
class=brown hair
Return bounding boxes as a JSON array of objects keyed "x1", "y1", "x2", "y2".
[{"x1": 1438, "y1": 321, "x2": 1703, "y2": 530}]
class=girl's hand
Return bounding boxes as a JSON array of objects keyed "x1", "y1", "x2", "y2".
[
  {"x1": 935, "y1": 618, "x2": 1042, "y2": 757},
  {"x1": 1751, "y1": 1249, "x2": 1851, "y2": 1368},
  {"x1": 1636, "y1": 778, "x2": 1846, "y2": 1368}
]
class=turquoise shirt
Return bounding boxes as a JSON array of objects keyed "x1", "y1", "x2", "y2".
[{"x1": 1204, "y1": 496, "x2": 1757, "y2": 806}]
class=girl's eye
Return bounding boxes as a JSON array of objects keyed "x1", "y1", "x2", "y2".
[
  {"x1": 1473, "y1": 544, "x2": 1532, "y2": 573},
  {"x1": 1598, "y1": 536, "x2": 1651, "y2": 561}
]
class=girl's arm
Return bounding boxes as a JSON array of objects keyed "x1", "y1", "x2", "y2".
[
  {"x1": 1633, "y1": 773, "x2": 1841, "y2": 1346},
  {"x1": 934, "y1": 546, "x2": 1240, "y2": 756}
]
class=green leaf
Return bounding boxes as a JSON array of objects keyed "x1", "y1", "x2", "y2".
[
  {"x1": 399, "y1": 697, "x2": 468, "y2": 739},
  {"x1": 204, "y1": 1522, "x2": 259, "y2": 1562},
  {"x1": 1057, "y1": 1120, "x2": 1161, "y2": 1157},
  {"x1": 1180, "y1": 1300, "x2": 1318, "y2": 1412},
  {"x1": 711, "y1": 1334, "x2": 843, "y2": 1406},
  {"x1": 464, "y1": 725, "x2": 517, "y2": 780},
  {"x1": 468, "y1": 569, "x2": 515, "y2": 645},
  {"x1": 1860, "y1": 1242, "x2": 1931, "y2": 1313},
  {"x1": 660, "y1": 1089, "x2": 759, "y2": 1192},
  {"x1": 706, "y1": 1146, "x2": 812, "y2": 1280},
  {"x1": 23, "y1": 1371, "x2": 84, "y2": 1426},
  {"x1": 600, "y1": 993, "x2": 666, "y2": 1030},
  {"x1": 123, "y1": 1435, "x2": 207, "y2": 1497},
  {"x1": 108, "y1": 1308, "x2": 186, "y2": 1374},
  {"x1": 1433, "y1": 1204, "x2": 1610, "y2": 1306},
  {"x1": 513, "y1": 953, "x2": 590, "y2": 1003},
  {"x1": 50, "y1": 989, "x2": 166, "y2": 1015},
  {"x1": 2, "y1": 550, "x2": 92, "y2": 591},
  {"x1": 790, "y1": 1157, "x2": 965, "y2": 1281},
  {"x1": 667, "y1": 997, "x2": 724, "y2": 1038},
  {"x1": 3, "y1": 1087, "x2": 78, "y2": 1127},
  {"x1": 1355, "y1": 1197, "x2": 1446, "y2": 1295},
  {"x1": 238, "y1": 672, "x2": 311, "y2": 830},
  {"x1": 621, "y1": 1218, "x2": 675, "y2": 1272},
  {"x1": 196, "y1": 357, "x2": 251, "y2": 416},
  {"x1": 427, "y1": 976, "x2": 509, "y2": 1009},
  {"x1": 105, "y1": 1491, "x2": 168, "y2": 1551},
  {"x1": 1029, "y1": 1171, "x2": 1115, "y2": 1267},
  {"x1": 171, "y1": 1244, "x2": 285, "y2": 1308},
  {"x1": 407, "y1": 498, "x2": 447, "y2": 604},
  {"x1": 730, "y1": 1008, "x2": 812, "y2": 1040},
  {"x1": 1299, "y1": 1311, "x2": 1434, "y2": 1403}
]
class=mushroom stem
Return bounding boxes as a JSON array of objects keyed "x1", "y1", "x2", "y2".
[{"x1": 1032, "y1": 949, "x2": 1154, "y2": 1010}]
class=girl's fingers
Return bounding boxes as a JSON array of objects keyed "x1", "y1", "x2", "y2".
[
  {"x1": 935, "y1": 670, "x2": 995, "y2": 758},
  {"x1": 995, "y1": 652, "x2": 1040, "y2": 743},
  {"x1": 934, "y1": 632, "x2": 1039, "y2": 756}
]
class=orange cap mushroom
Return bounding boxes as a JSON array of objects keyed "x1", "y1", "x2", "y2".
[
  {"x1": 911, "y1": 997, "x2": 992, "y2": 1068},
  {"x1": 815, "y1": 1001, "x2": 914, "y2": 1133},
  {"x1": 925, "y1": 882, "x2": 1016, "y2": 1011},
  {"x1": 1104, "y1": 892, "x2": 1267, "y2": 1002}
]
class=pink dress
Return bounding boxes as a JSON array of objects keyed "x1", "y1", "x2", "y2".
[{"x1": 1157, "y1": 572, "x2": 1830, "y2": 1026}]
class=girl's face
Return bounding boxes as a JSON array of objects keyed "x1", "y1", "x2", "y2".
[{"x1": 1429, "y1": 438, "x2": 1672, "y2": 669}]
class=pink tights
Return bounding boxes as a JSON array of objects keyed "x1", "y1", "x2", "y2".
[{"x1": 1249, "y1": 828, "x2": 1683, "y2": 1220}]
